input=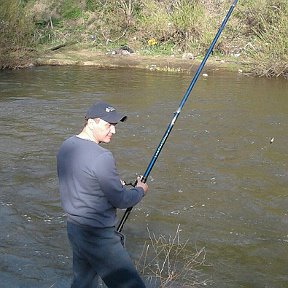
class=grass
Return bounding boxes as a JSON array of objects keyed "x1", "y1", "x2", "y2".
[
  {"x1": 0, "y1": 0, "x2": 35, "y2": 68},
  {"x1": 240, "y1": 0, "x2": 288, "y2": 77}
]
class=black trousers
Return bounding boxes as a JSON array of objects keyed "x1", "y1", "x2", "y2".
[{"x1": 67, "y1": 221, "x2": 146, "y2": 288}]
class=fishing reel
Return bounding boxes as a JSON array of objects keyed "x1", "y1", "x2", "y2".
[{"x1": 123, "y1": 180, "x2": 135, "y2": 187}]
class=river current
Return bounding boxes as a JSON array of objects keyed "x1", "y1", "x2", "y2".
[{"x1": 0, "y1": 66, "x2": 287, "y2": 287}]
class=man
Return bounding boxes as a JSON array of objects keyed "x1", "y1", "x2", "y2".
[{"x1": 57, "y1": 101, "x2": 148, "y2": 288}]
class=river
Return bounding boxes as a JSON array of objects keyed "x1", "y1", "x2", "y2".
[{"x1": 0, "y1": 66, "x2": 287, "y2": 288}]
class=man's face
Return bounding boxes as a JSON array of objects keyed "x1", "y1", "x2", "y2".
[{"x1": 92, "y1": 118, "x2": 116, "y2": 143}]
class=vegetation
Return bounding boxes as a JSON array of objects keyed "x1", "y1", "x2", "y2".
[
  {"x1": 0, "y1": 0, "x2": 287, "y2": 78},
  {"x1": 238, "y1": 0, "x2": 288, "y2": 77},
  {"x1": 137, "y1": 225, "x2": 209, "y2": 287},
  {"x1": 0, "y1": 0, "x2": 35, "y2": 68}
]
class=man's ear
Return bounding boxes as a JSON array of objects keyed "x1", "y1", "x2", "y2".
[{"x1": 87, "y1": 118, "x2": 96, "y2": 129}]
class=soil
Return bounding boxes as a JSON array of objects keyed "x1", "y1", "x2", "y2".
[{"x1": 35, "y1": 48, "x2": 240, "y2": 74}]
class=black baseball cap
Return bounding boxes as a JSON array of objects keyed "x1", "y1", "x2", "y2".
[{"x1": 85, "y1": 101, "x2": 127, "y2": 123}]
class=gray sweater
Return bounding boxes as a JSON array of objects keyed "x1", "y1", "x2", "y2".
[{"x1": 57, "y1": 136, "x2": 144, "y2": 228}]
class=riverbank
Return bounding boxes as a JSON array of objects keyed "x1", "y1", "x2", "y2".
[
  {"x1": 35, "y1": 47, "x2": 242, "y2": 74},
  {"x1": 2, "y1": 1, "x2": 287, "y2": 77}
]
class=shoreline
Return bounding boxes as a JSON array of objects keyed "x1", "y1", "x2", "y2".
[{"x1": 35, "y1": 48, "x2": 242, "y2": 74}]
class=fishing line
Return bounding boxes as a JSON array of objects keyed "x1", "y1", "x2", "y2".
[{"x1": 117, "y1": 0, "x2": 239, "y2": 233}]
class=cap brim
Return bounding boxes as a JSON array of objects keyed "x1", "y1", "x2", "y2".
[
  {"x1": 120, "y1": 115, "x2": 127, "y2": 122},
  {"x1": 101, "y1": 112, "x2": 127, "y2": 124}
]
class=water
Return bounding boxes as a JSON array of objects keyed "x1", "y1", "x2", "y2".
[{"x1": 0, "y1": 66, "x2": 287, "y2": 288}]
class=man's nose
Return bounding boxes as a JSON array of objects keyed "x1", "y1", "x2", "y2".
[{"x1": 110, "y1": 125, "x2": 116, "y2": 134}]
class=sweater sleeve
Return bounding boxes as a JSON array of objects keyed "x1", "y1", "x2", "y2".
[{"x1": 94, "y1": 151, "x2": 144, "y2": 209}]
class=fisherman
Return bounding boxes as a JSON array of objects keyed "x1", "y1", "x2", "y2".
[{"x1": 57, "y1": 101, "x2": 148, "y2": 288}]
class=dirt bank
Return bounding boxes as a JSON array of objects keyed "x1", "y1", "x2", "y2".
[{"x1": 35, "y1": 48, "x2": 241, "y2": 74}]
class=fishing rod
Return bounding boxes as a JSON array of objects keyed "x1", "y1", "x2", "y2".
[{"x1": 117, "y1": 0, "x2": 239, "y2": 233}]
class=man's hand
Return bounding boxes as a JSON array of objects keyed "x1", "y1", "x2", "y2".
[{"x1": 136, "y1": 176, "x2": 148, "y2": 195}]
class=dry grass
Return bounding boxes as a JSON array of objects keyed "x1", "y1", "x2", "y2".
[{"x1": 136, "y1": 225, "x2": 211, "y2": 288}]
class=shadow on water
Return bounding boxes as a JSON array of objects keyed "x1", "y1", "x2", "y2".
[{"x1": 0, "y1": 66, "x2": 287, "y2": 287}]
